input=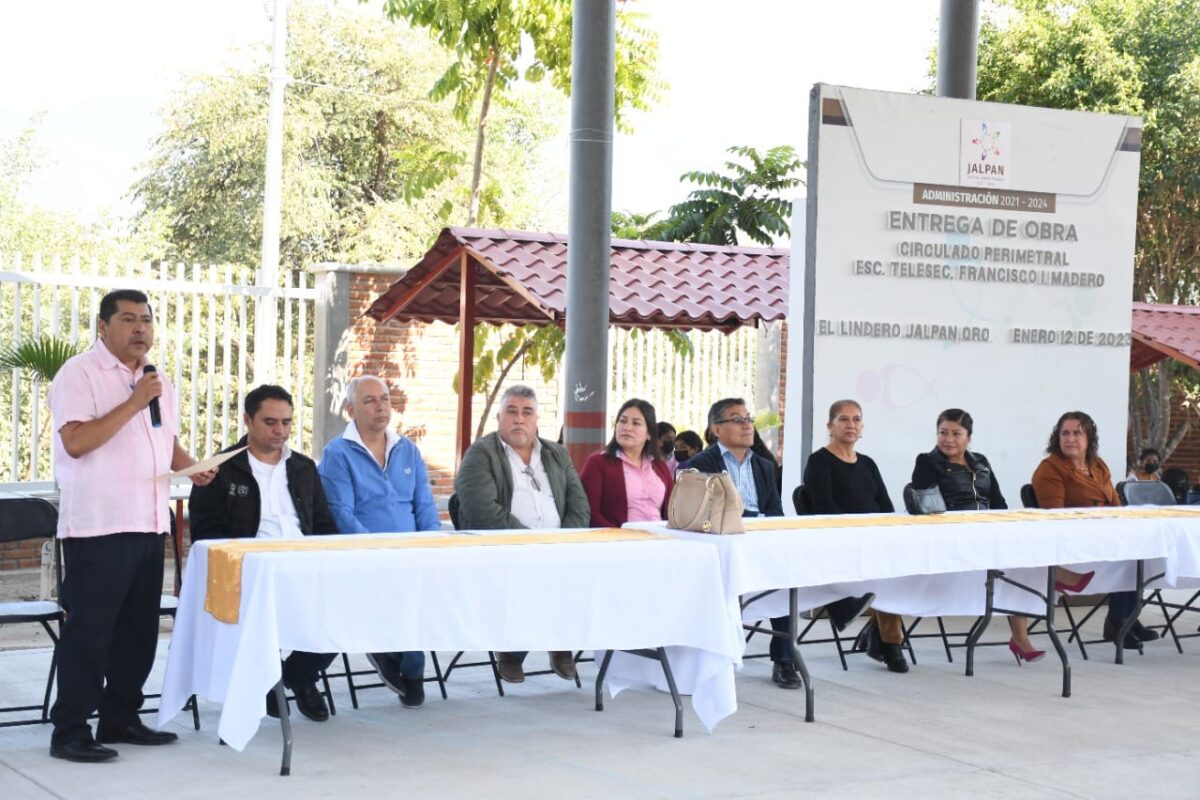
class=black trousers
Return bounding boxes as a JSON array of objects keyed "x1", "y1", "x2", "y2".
[
  {"x1": 51, "y1": 533, "x2": 165, "y2": 745},
  {"x1": 282, "y1": 651, "x2": 337, "y2": 687},
  {"x1": 769, "y1": 616, "x2": 795, "y2": 662},
  {"x1": 1106, "y1": 590, "x2": 1140, "y2": 624}
]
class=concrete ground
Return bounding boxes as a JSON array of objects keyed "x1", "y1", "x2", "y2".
[{"x1": 2, "y1": 607, "x2": 1200, "y2": 800}]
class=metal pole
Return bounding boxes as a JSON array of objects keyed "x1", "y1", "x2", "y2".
[
  {"x1": 256, "y1": 0, "x2": 287, "y2": 384},
  {"x1": 457, "y1": 252, "x2": 476, "y2": 464},
  {"x1": 563, "y1": 0, "x2": 616, "y2": 469},
  {"x1": 936, "y1": 0, "x2": 980, "y2": 99}
]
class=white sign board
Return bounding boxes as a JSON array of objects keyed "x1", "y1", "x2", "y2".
[{"x1": 783, "y1": 84, "x2": 1142, "y2": 506}]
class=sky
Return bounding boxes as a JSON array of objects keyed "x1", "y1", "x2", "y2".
[{"x1": 0, "y1": 0, "x2": 942, "y2": 230}]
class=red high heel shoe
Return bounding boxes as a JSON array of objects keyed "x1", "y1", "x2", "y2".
[
  {"x1": 1055, "y1": 570, "x2": 1095, "y2": 594},
  {"x1": 1008, "y1": 639, "x2": 1046, "y2": 665}
]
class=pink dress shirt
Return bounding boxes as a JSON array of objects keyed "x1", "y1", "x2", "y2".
[
  {"x1": 49, "y1": 340, "x2": 178, "y2": 538},
  {"x1": 617, "y1": 450, "x2": 668, "y2": 523}
]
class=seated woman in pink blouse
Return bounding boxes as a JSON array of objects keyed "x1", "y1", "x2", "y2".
[{"x1": 579, "y1": 398, "x2": 674, "y2": 526}]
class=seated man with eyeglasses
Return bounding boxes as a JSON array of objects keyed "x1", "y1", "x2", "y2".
[
  {"x1": 454, "y1": 384, "x2": 591, "y2": 683},
  {"x1": 318, "y1": 374, "x2": 440, "y2": 708},
  {"x1": 687, "y1": 397, "x2": 871, "y2": 690}
]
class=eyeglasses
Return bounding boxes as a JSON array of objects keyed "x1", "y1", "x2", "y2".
[
  {"x1": 522, "y1": 465, "x2": 542, "y2": 492},
  {"x1": 714, "y1": 415, "x2": 755, "y2": 426}
]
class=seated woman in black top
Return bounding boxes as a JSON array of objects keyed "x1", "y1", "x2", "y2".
[
  {"x1": 910, "y1": 408, "x2": 1041, "y2": 664},
  {"x1": 804, "y1": 399, "x2": 908, "y2": 674}
]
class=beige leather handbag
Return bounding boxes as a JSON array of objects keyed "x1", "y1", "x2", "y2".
[{"x1": 667, "y1": 469, "x2": 746, "y2": 534}]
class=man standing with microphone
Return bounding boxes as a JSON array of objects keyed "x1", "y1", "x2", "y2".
[{"x1": 47, "y1": 289, "x2": 215, "y2": 763}]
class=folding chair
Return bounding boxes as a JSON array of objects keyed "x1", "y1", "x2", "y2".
[
  {"x1": 1118, "y1": 481, "x2": 1197, "y2": 652},
  {"x1": 743, "y1": 485, "x2": 876, "y2": 671},
  {"x1": 1034, "y1": 481, "x2": 1172, "y2": 660},
  {"x1": 892, "y1": 483, "x2": 961, "y2": 663},
  {"x1": 0, "y1": 497, "x2": 64, "y2": 727},
  {"x1": 437, "y1": 493, "x2": 584, "y2": 694}
]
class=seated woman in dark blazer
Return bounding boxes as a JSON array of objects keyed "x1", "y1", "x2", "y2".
[
  {"x1": 579, "y1": 398, "x2": 673, "y2": 526},
  {"x1": 1032, "y1": 410, "x2": 1155, "y2": 649},
  {"x1": 911, "y1": 408, "x2": 1044, "y2": 663},
  {"x1": 804, "y1": 398, "x2": 906, "y2": 674}
]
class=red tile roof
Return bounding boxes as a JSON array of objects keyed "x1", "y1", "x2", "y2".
[
  {"x1": 1131, "y1": 302, "x2": 1200, "y2": 371},
  {"x1": 364, "y1": 227, "x2": 789, "y2": 330}
]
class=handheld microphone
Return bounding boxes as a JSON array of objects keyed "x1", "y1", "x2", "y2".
[{"x1": 143, "y1": 365, "x2": 163, "y2": 428}]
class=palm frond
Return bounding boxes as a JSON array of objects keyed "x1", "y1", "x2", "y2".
[{"x1": 0, "y1": 335, "x2": 85, "y2": 382}]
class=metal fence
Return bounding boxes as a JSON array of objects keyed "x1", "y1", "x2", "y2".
[
  {"x1": 609, "y1": 326, "x2": 759, "y2": 436},
  {"x1": 0, "y1": 254, "x2": 317, "y2": 483}
]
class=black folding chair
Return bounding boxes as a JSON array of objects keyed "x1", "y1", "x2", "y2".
[
  {"x1": 437, "y1": 493, "x2": 584, "y2": 694},
  {"x1": 1038, "y1": 481, "x2": 1173, "y2": 660},
  {"x1": 1119, "y1": 481, "x2": 1197, "y2": 652},
  {"x1": 743, "y1": 485, "x2": 876, "y2": 671},
  {"x1": 0, "y1": 497, "x2": 64, "y2": 727},
  {"x1": 892, "y1": 483, "x2": 962, "y2": 664},
  {"x1": 320, "y1": 504, "x2": 450, "y2": 706}
]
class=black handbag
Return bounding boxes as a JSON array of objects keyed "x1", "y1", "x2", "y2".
[{"x1": 903, "y1": 484, "x2": 946, "y2": 515}]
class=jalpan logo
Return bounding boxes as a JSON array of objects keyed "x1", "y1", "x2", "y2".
[{"x1": 960, "y1": 119, "x2": 1011, "y2": 189}]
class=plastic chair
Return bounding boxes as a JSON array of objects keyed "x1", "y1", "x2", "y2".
[{"x1": 0, "y1": 497, "x2": 64, "y2": 727}]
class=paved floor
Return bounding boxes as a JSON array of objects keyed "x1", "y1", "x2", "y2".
[{"x1": 2, "y1": 611, "x2": 1199, "y2": 800}]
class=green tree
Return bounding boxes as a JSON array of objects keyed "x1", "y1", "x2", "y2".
[
  {"x1": 969, "y1": 0, "x2": 1200, "y2": 461},
  {"x1": 610, "y1": 209, "x2": 666, "y2": 240},
  {"x1": 382, "y1": 0, "x2": 665, "y2": 435},
  {"x1": 657, "y1": 145, "x2": 803, "y2": 246},
  {"x1": 133, "y1": 1, "x2": 561, "y2": 270},
  {"x1": 374, "y1": 0, "x2": 663, "y2": 226}
]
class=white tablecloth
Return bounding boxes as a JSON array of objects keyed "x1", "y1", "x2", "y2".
[
  {"x1": 156, "y1": 532, "x2": 741, "y2": 750},
  {"x1": 634, "y1": 508, "x2": 1200, "y2": 622}
]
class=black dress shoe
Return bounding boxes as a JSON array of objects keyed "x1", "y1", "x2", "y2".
[
  {"x1": 880, "y1": 643, "x2": 910, "y2": 674},
  {"x1": 771, "y1": 660, "x2": 801, "y2": 689},
  {"x1": 398, "y1": 676, "x2": 425, "y2": 708},
  {"x1": 862, "y1": 622, "x2": 884, "y2": 662},
  {"x1": 1131, "y1": 620, "x2": 1160, "y2": 642},
  {"x1": 50, "y1": 739, "x2": 118, "y2": 763},
  {"x1": 266, "y1": 689, "x2": 281, "y2": 718},
  {"x1": 291, "y1": 682, "x2": 329, "y2": 722},
  {"x1": 1102, "y1": 618, "x2": 1142, "y2": 649},
  {"x1": 366, "y1": 652, "x2": 406, "y2": 694},
  {"x1": 96, "y1": 721, "x2": 178, "y2": 746},
  {"x1": 827, "y1": 593, "x2": 876, "y2": 632}
]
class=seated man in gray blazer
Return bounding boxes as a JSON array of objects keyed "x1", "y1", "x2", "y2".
[{"x1": 454, "y1": 385, "x2": 590, "y2": 683}]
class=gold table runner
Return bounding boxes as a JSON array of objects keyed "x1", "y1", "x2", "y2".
[
  {"x1": 205, "y1": 528, "x2": 663, "y2": 624},
  {"x1": 742, "y1": 507, "x2": 1200, "y2": 532}
]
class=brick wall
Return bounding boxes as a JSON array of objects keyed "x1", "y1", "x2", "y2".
[
  {"x1": 1126, "y1": 397, "x2": 1200, "y2": 485},
  {"x1": 346, "y1": 273, "x2": 562, "y2": 498},
  {"x1": 0, "y1": 539, "x2": 43, "y2": 571}
]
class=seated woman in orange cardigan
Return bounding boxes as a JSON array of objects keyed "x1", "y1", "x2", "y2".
[
  {"x1": 1032, "y1": 411, "x2": 1158, "y2": 649},
  {"x1": 579, "y1": 398, "x2": 674, "y2": 527}
]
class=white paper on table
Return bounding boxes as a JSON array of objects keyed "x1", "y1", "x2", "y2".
[{"x1": 166, "y1": 446, "x2": 246, "y2": 478}]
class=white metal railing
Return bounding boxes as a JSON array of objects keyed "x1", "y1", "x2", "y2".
[
  {"x1": 0, "y1": 255, "x2": 317, "y2": 482},
  {"x1": 608, "y1": 327, "x2": 758, "y2": 436}
]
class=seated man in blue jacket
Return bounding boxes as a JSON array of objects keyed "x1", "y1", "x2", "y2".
[
  {"x1": 318, "y1": 374, "x2": 440, "y2": 708},
  {"x1": 189, "y1": 384, "x2": 339, "y2": 722},
  {"x1": 688, "y1": 397, "x2": 870, "y2": 690}
]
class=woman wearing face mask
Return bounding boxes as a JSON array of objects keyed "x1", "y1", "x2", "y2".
[
  {"x1": 672, "y1": 430, "x2": 704, "y2": 468},
  {"x1": 911, "y1": 409, "x2": 1042, "y2": 663},
  {"x1": 1033, "y1": 411, "x2": 1156, "y2": 650},
  {"x1": 1126, "y1": 448, "x2": 1161, "y2": 482},
  {"x1": 579, "y1": 398, "x2": 674, "y2": 527}
]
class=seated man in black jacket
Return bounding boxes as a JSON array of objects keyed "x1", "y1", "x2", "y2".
[
  {"x1": 189, "y1": 384, "x2": 339, "y2": 722},
  {"x1": 689, "y1": 398, "x2": 871, "y2": 689}
]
